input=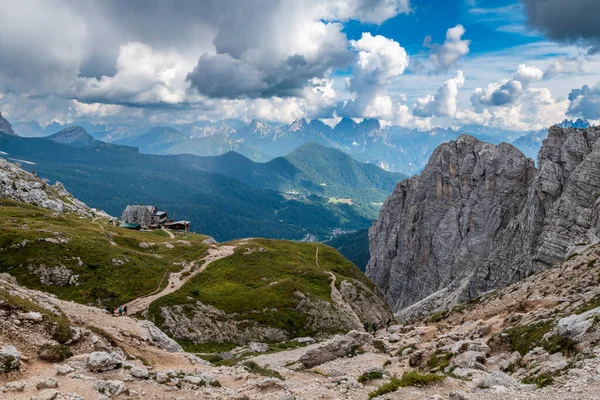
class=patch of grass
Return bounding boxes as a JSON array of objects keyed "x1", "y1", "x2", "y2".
[
  {"x1": 427, "y1": 350, "x2": 453, "y2": 371},
  {"x1": 242, "y1": 361, "x2": 284, "y2": 380},
  {"x1": 504, "y1": 320, "x2": 555, "y2": 356},
  {"x1": 522, "y1": 373, "x2": 554, "y2": 388},
  {"x1": 373, "y1": 340, "x2": 387, "y2": 353},
  {"x1": 368, "y1": 371, "x2": 445, "y2": 398},
  {"x1": 267, "y1": 339, "x2": 309, "y2": 352},
  {"x1": 426, "y1": 310, "x2": 449, "y2": 323},
  {"x1": 0, "y1": 288, "x2": 74, "y2": 343},
  {"x1": 149, "y1": 239, "x2": 374, "y2": 339},
  {"x1": 0, "y1": 200, "x2": 209, "y2": 308},
  {"x1": 358, "y1": 370, "x2": 385, "y2": 384},
  {"x1": 38, "y1": 343, "x2": 73, "y2": 362},
  {"x1": 574, "y1": 294, "x2": 600, "y2": 315},
  {"x1": 175, "y1": 340, "x2": 237, "y2": 354},
  {"x1": 543, "y1": 334, "x2": 577, "y2": 356}
]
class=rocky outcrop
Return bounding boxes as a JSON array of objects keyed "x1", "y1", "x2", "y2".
[
  {"x1": 0, "y1": 111, "x2": 16, "y2": 136},
  {"x1": 368, "y1": 127, "x2": 600, "y2": 316},
  {"x1": 0, "y1": 157, "x2": 110, "y2": 218}
]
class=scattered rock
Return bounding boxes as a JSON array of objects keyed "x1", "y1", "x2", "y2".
[
  {"x1": 2, "y1": 380, "x2": 26, "y2": 392},
  {"x1": 0, "y1": 345, "x2": 21, "y2": 373},
  {"x1": 449, "y1": 389, "x2": 470, "y2": 400},
  {"x1": 55, "y1": 364, "x2": 76, "y2": 375},
  {"x1": 94, "y1": 380, "x2": 126, "y2": 396},
  {"x1": 17, "y1": 311, "x2": 44, "y2": 322},
  {"x1": 85, "y1": 352, "x2": 123, "y2": 372},
  {"x1": 249, "y1": 342, "x2": 270, "y2": 353},
  {"x1": 299, "y1": 330, "x2": 372, "y2": 368},
  {"x1": 36, "y1": 378, "x2": 58, "y2": 390},
  {"x1": 35, "y1": 389, "x2": 59, "y2": 400},
  {"x1": 130, "y1": 365, "x2": 150, "y2": 379},
  {"x1": 296, "y1": 337, "x2": 315, "y2": 345}
]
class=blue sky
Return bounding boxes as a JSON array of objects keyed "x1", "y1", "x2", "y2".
[{"x1": 0, "y1": 0, "x2": 598, "y2": 132}]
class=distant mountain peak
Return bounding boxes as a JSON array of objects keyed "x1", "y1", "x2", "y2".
[
  {"x1": 288, "y1": 118, "x2": 308, "y2": 132},
  {"x1": 0, "y1": 111, "x2": 17, "y2": 136},
  {"x1": 45, "y1": 126, "x2": 97, "y2": 147},
  {"x1": 248, "y1": 119, "x2": 272, "y2": 136},
  {"x1": 557, "y1": 118, "x2": 590, "y2": 129}
]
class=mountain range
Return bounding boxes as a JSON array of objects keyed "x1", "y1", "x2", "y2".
[
  {"x1": 0, "y1": 127, "x2": 403, "y2": 242},
  {"x1": 9, "y1": 117, "x2": 592, "y2": 175}
]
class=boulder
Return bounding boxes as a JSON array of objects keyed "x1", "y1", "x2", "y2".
[
  {"x1": 2, "y1": 380, "x2": 26, "y2": 392},
  {"x1": 299, "y1": 330, "x2": 372, "y2": 368},
  {"x1": 35, "y1": 389, "x2": 60, "y2": 400},
  {"x1": 296, "y1": 337, "x2": 316, "y2": 345},
  {"x1": 0, "y1": 345, "x2": 21, "y2": 373},
  {"x1": 555, "y1": 307, "x2": 600, "y2": 342},
  {"x1": 85, "y1": 352, "x2": 123, "y2": 372},
  {"x1": 36, "y1": 378, "x2": 58, "y2": 390},
  {"x1": 450, "y1": 351, "x2": 487, "y2": 371},
  {"x1": 94, "y1": 380, "x2": 126, "y2": 396},
  {"x1": 449, "y1": 390, "x2": 470, "y2": 400},
  {"x1": 249, "y1": 342, "x2": 269, "y2": 353},
  {"x1": 139, "y1": 321, "x2": 183, "y2": 352},
  {"x1": 55, "y1": 364, "x2": 76, "y2": 375},
  {"x1": 130, "y1": 365, "x2": 150, "y2": 379},
  {"x1": 388, "y1": 333, "x2": 401, "y2": 343},
  {"x1": 17, "y1": 311, "x2": 44, "y2": 322},
  {"x1": 477, "y1": 371, "x2": 521, "y2": 389}
]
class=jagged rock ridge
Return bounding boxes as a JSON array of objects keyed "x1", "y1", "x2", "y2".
[
  {"x1": 0, "y1": 111, "x2": 17, "y2": 136},
  {"x1": 368, "y1": 126, "x2": 600, "y2": 317}
]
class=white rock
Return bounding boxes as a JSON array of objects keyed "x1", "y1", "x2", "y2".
[
  {"x1": 36, "y1": 378, "x2": 58, "y2": 390},
  {"x1": 296, "y1": 337, "x2": 316, "y2": 345},
  {"x1": 249, "y1": 342, "x2": 269, "y2": 353},
  {"x1": 36, "y1": 389, "x2": 59, "y2": 400},
  {"x1": 94, "y1": 380, "x2": 126, "y2": 396},
  {"x1": 449, "y1": 389, "x2": 470, "y2": 400},
  {"x1": 17, "y1": 311, "x2": 44, "y2": 322},
  {"x1": 130, "y1": 365, "x2": 150, "y2": 379},
  {"x1": 85, "y1": 352, "x2": 123, "y2": 372},
  {"x1": 55, "y1": 364, "x2": 76, "y2": 375}
]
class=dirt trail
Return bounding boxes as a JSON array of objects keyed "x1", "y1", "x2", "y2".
[
  {"x1": 161, "y1": 227, "x2": 175, "y2": 239},
  {"x1": 123, "y1": 244, "x2": 237, "y2": 314},
  {"x1": 317, "y1": 244, "x2": 363, "y2": 327}
]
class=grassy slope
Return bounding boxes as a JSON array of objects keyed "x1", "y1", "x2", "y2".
[
  {"x1": 148, "y1": 238, "x2": 374, "y2": 337},
  {"x1": 0, "y1": 199, "x2": 209, "y2": 308}
]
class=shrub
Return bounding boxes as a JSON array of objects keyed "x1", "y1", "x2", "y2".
[
  {"x1": 38, "y1": 343, "x2": 73, "y2": 362},
  {"x1": 427, "y1": 350, "x2": 453, "y2": 371},
  {"x1": 373, "y1": 340, "x2": 387, "y2": 353},
  {"x1": 52, "y1": 320, "x2": 74, "y2": 344},
  {"x1": 358, "y1": 370, "x2": 385, "y2": 384},
  {"x1": 522, "y1": 373, "x2": 554, "y2": 388},
  {"x1": 242, "y1": 361, "x2": 284, "y2": 380},
  {"x1": 368, "y1": 371, "x2": 444, "y2": 398}
]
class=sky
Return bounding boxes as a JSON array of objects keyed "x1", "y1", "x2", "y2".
[{"x1": 0, "y1": 0, "x2": 599, "y2": 131}]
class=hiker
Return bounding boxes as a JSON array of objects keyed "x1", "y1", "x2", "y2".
[
  {"x1": 123, "y1": 305, "x2": 128, "y2": 316},
  {"x1": 386, "y1": 318, "x2": 392, "y2": 330},
  {"x1": 372, "y1": 321, "x2": 378, "y2": 336},
  {"x1": 105, "y1": 306, "x2": 111, "y2": 314},
  {"x1": 118, "y1": 307, "x2": 123, "y2": 316},
  {"x1": 363, "y1": 322, "x2": 370, "y2": 332}
]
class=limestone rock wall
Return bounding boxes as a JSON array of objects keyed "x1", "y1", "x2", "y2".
[{"x1": 367, "y1": 127, "x2": 600, "y2": 317}]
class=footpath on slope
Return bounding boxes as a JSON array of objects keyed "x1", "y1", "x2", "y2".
[
  {"x1": 123, "y1": 243, "x2": 237, "y2": 314},
  {"x1": 317, "y1": 245, "x2": 363, "y2": 327}
]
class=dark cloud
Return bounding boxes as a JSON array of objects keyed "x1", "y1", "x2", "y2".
[
  {"x1": 568, "y1": 84, "x2": 600, "y2": 119},
  {"x1": 522, "y1": 0, "x2": 600, "y2": 53}
]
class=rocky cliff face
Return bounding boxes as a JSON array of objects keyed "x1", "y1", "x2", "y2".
[
  {"x1": 368, "y1": 127, "x2": 600, "y2": 317},
  {"x1": 0, "y1": 111, "x2": 16, "y2": 136}
]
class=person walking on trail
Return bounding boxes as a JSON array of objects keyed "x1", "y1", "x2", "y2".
[
  {"x1": 123, "y1": 305, "x2": 128, "y2": 316},
  {"x1": 372, "y1": 322, "x2": 378, "y2": 336},
  {"x1": 364, "y1": 322, "x2": 370, "y2": 332},
  {"x1": 118, "y1": 307, "x2": 123, "y2": 317},
  {"x1": 386, "y1": 318, "x2": 392, "y2": 330}
]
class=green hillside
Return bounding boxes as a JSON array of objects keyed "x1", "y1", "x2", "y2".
[
  {"x1": 0, "y1": 199, "x2": 209, "y2": 308},
  {"x1": 148, "y1": 238, "x2": 391, "y2": 344},
  {"x1": 177, "y1": 142, "x2": 407, "y2": 219},
  {"x1": 0, "y1": 133, "x2": 374, "y2": 241}
]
